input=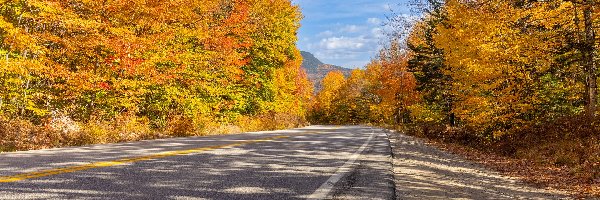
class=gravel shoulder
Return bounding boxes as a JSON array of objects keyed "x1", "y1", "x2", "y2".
[{"x1": 387, "y1": 130, "x2": 571, "y2": 200}]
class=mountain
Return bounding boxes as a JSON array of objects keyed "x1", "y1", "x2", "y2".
[{"x1": 300, "y1": 51, "x2": 352, "y2": 92}]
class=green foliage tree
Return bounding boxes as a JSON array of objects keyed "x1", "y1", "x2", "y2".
[{"x1": 405, "y1": 0, "x2": 455, "y2": 126}]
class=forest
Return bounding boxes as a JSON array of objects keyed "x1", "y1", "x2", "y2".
[
  {"x1": 0, "y1": 0, "x2": 599, "y2": 196},
  {"x1": 0, "y1": 0, "x2": 312, "y2": 151},
  {"x1": 310, "y1": 0, "x2": 600, "y2": 194}
]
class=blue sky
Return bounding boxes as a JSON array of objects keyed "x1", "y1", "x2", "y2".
[{"x1": 292, "y1": 0, "x2": 412, "y2": 68}]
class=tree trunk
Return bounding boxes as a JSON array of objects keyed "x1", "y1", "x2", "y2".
[{"x1": 583, "y1": 2, "x2": 597, "y2": 118}]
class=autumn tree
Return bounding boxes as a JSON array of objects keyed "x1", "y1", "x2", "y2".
[
  {"x1": 567, "y1": 0, "x2": 598, "y2": 117},
  {"x1": 0, "y1": 0, "x2": 310, "y2": 143},
  {"x1": 310, "y1": 44, "x2": 417, "y2": 125},
  {"x1": 385, "y1": 0, "x2": 597, "y2": 137},
  {"x1": 311, "y1": 71, "x2": 346, "y2": 123},
  {"x1": 367, "y1": 41, "x2": 418, "y2": 124},
  {"x1": 404, "y1": 0, "x2": 456, "y2": 126}
]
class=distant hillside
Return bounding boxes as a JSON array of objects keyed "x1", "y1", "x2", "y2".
[{"x1": 300, "y1": 51, "x2": 352, "y2": 91}]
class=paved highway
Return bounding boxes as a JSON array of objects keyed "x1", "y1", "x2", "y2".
[{"x1": 0, "y1": 126, "x2": 394, "y2": 199}]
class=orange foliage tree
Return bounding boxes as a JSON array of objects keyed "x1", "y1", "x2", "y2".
[
  {"x1": 0, "y1": 0, "x2": 310, "y2": 146},
  {"x1": 310, "y1": 42, "x2": 417, "y2": 125}
]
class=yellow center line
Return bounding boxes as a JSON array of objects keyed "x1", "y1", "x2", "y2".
[{"x1": 0, "y1": 135, "x2": 290, "y2": 183}]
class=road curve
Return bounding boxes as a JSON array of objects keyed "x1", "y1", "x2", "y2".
[{"x1": 0, "y1": 126, "x2": 394, "y2": 200}]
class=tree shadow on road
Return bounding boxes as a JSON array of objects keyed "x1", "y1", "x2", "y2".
[
  {"x1": 0, "y1": 126, "x2": 570, "y2": 199},
  {"x1": 0, "y1": 126, "x2": 391, "y2": 199}
]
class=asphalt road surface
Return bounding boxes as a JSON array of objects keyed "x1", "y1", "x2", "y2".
[
  {"x1": 0, "y1": 126, "x2": 395, "y2": 199},
  {"x1": 0, "y1": 125, "x2": 571, "y2": 199}
]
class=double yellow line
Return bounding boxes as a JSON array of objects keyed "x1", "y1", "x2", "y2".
[{"x1": 0, "y1": 135, "x2": 290, "y2": 183}]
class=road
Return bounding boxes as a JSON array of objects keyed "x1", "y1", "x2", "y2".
[
  {"x1": 0, "y1": 125, "x2": 571, "y2": 199},
  {"x1": 0, "y1": 126, "x2": 395, "y2": 199}
]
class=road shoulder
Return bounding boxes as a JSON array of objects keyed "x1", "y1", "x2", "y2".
[{"x1": 387, "y1": 129, "x2": 570, "y2": 199}]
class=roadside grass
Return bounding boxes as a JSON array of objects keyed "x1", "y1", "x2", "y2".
[{"x1": 387, "y1": 115, "x2": 600, "y2": 198}]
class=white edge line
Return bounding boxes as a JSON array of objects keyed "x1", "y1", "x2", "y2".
[{"x1": 307, "y1": 128, "x2": 377, "y2": 200}]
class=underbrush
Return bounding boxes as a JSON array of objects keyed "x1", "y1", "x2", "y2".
[
  {"x1": 0, "y1": 113, "x2": 307, "y2": 152},
  {"x1": 398, "y1": 115, "x2": 600, "y2": 187},
  {"x1": 502, "y1": 115, "x2": 600, "y2": 183}
]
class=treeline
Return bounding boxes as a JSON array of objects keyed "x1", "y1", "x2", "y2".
[
  {"x1": 0, "y1": 0, "x2": 311, "y2": 150},
  {"x1": 310, "y1": 41, "x2": 418, "y2": 125},
  {"x1": 311, "y1": 0, "x2": 599, "y2": 185}
]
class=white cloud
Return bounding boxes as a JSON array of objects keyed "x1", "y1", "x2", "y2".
[
  {"x1": 295, "y1": 1, "x2": 411, "y2": 68},
  {"x1": 313, "y1": 49, "x2": 378, "y2": 68},
  {"x1": 382, "y1": 4, "x2": 392, "y2": 11},
  {"x1": 367, "y1": 18, "x2": 382, "y2": 25},
  {"x1": 319, "y1": 36, "x2": 368, "y2": 50},
  {"x1": 340, "y1": 25, "x2": 365, "y2": 33},
  {"x1": 308, "y1": 34, "x2": 382, "y2": 68},
  {"x1": 301, "y1": 17, "x2": 391, "y2": 68},
  {"x1": 371, "y1": 27, "x2": 385, "y2": 38},
  {"x1": 317, "y1": 30, "x2": 334, "y2": 37}
]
